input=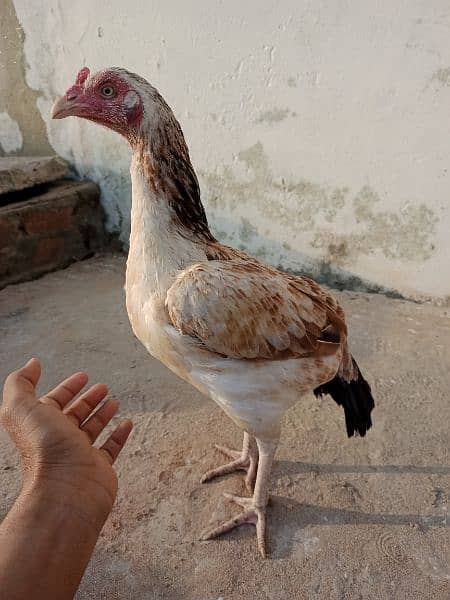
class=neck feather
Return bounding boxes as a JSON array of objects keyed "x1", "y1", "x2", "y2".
[{"x1": 130, "y1": 107, "x2": 215, "y2": 244}]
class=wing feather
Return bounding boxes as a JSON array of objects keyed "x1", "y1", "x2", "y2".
[{"x1": 166, "y1": 260, "x2": 345, "y2": 359}]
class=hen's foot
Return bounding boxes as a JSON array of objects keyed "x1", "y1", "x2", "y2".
[
  {"x1": 200, "y1": 435, "x2": 258, "y2": 492},
  {"x1": 201, "y1": 493, "x2": 267, "y2": 557},
  {"x1": 201, "y1": 437, "x2": 276, "y2": 558}
]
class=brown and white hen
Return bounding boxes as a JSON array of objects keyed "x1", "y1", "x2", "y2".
[{"x1": 52, "y1": 67, "x2": 374, "y2": 557}]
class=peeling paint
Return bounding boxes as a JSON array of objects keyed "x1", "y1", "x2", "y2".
[
  {"x1": 0, "y1": 0, "x2": 52, "y2": 155},
  {"x1": 0, "y1": 112, "x2": 23, "y2": 153}
]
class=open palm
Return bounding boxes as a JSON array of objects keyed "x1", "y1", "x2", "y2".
[{"x1": 1, "y1": 358, "x2": 132, "y2": 514}]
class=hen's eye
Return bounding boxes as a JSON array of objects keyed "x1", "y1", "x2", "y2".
[{"x1": 101, "y1": 85, "x2": 115, "y2": 98}]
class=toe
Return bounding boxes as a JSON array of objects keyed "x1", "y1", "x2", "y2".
[
  {"x1": 214, "y1": 444, "x2": 243, "y2": 461},
  {"x1": 201, "y1": 511, "x2": 254, "y2": 541},
  {"x1": 201, "y1": 458, "x2": 247, "y2": 484},
  {"x1": 256, "y1": 509, "x2": 267, "y2": 558},
  {"x1": 245, "y1": 471, "x2": 256, "y2": 493},
  {"x1": 200, "y1": 505, "x2": 267, "y2": 557},
  {"x1": 223, "y1": 493, "x2": 253, "y2": 509}
]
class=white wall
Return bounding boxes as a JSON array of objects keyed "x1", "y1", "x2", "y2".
[{"x1": 9, "y1": 0, "x2": 450, "y2": 300}]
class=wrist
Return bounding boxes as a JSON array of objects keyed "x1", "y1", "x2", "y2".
[
  {"x1": 0, "y1": 470, "x2": 110, "y2": 600},
  {"x1": 20, "y1": 472, "x2": 113, "y2": 533}
]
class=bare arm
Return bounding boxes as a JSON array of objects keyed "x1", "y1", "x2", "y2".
[{"x1": 0, "y1": 359, "x2": 133, "y2": 600}]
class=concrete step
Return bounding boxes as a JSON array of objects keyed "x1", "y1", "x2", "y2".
[{"x1": 0, "y1": 155, "x2": 69, "y2": 196}]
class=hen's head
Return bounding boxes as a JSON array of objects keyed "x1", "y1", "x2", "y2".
[{"x1": 51, "y1": 67, "x2": 160, "y2": 141}]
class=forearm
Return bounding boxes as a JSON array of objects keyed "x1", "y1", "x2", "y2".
[{"x1": 0, "y1": 481, "x2": 109, "y2": 600}]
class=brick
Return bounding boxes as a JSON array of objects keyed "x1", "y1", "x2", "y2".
[
  {"x1": 0, "y1": 215, "x2": 18, "y2": 248},
  {"x1": 0, "y1": 179, "x2": 107, "y2": 289},
  {"x1": 0, "y1": 246, "x2": 15, "y2": 277},
  {"x1": 33, "y1": 237, "x2": 65, "y2": 267},
  {"x1": 23, "y1": 206, "x2": 73, "y2": 235}
]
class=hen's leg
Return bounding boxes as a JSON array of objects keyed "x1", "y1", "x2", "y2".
[
  {"x1": 201, "y1": 438, "x2": 277, "y2": 557},
  {"x1": 201, "y1": 432, "x2": 258, "y2": 492}
]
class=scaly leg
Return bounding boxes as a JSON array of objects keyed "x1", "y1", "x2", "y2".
[
  {"x1": 201, "y1": 438, "x2": 277, "y2": 557},
  {"x1": 201, "y1": 432, "x2": 258, "y2": 492}
]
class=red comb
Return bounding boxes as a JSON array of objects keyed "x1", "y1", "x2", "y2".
[{"x1": 75, "y1": 67, "x2": 90, "y2": 85}]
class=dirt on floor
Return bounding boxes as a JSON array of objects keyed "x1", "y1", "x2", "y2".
[{"x1": 0, "y1": 254, "x2": 449, "y2": 600}]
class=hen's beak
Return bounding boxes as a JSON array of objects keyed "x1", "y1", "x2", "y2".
[{"x1": 51, "y1": 96, "x2": 83, "y2": 120}]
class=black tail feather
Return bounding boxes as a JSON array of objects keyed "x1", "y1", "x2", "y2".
[{"x1": 314, "y1": 358, "x2": 374, "y2": 437}]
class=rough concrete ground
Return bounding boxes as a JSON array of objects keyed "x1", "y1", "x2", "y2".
[{"x1": 0, "y1": 254, "x2": 449, "y2": 600}]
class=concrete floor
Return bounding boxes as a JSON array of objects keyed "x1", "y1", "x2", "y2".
[{"x1": 0, "y1": 254, "x2": 449, "y2": 600}]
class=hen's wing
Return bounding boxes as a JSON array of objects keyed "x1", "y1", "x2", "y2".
[{"x1": 166, "y1": 260, "x2": 346, "y2": 360}]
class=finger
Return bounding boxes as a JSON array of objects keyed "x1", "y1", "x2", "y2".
[
  {"x1": 40, "y1": 372, "x2": 88, "y2": 410},
  {"x1": 3, "y1": 358, "x2": 41, "y2": 408},
  {"x1": 81, "y1": 398, "x2": 118, "y2": 443},
  {"x1": 63, "y1": 383, "x2": 108, "y2": 425},
  {"x1": 99, "y1": 419, "x2": 133, "y2": 464}
]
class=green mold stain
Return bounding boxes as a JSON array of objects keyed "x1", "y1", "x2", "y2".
[
  {"x1": 239, "y1": 217, "x2": 258, "y2": 242},
  {"x1": 431, "y1": 67, "x2": 450, "y2": 87},
  {"x1": 200, "y1": 142, "x2": 438, "y2": 265},
  {"x1": 256, "y1": 107, "x2": 292, "y2": 124},
  {"x1": 313, "y1": 185, "x2": 438, "y2": 264},
  {"x1": 201, "y1": 142, "x2": 349, "y2": 231}
]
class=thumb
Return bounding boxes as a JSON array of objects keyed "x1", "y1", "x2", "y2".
[{"x1": 3, "y1": 358, "x2": 41, "y2": 408}]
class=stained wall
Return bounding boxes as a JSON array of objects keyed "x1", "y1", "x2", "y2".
[{"x1": 2, "y1": 1, "x2": 450, "y2": 299}]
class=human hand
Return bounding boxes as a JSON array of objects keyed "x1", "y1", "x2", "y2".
[{"x1": 0, "y1": 358, "x2": 133, "y2": 522}]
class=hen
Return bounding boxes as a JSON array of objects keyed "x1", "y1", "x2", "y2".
[{"x1": 52, "y1": 67, "x2": 374, "y2": 556}]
